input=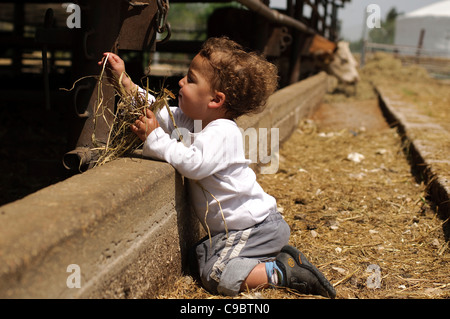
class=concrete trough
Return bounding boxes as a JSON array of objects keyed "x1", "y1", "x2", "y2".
[
  {"x1": 0, "y1": 72, "x2": 328, "y2": 298},
  {"x1": 376, "y1": 85, "x2": 450, "y2": 226}
]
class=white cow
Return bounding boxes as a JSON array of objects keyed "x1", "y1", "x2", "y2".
[
  {"x1": 308, "y1": 36, "x2": 360, "y2": 84},
  {"x1": 327, "y1": 41, "x2": 360, "y2": 84}
]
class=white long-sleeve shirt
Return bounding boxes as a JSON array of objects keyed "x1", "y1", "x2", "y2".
[{"x1": 142, "y1": 94, "x2": 277, "y2": 235}]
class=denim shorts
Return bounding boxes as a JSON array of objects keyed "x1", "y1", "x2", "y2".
[{"x1": 193, "y1": 210, "x2": 290, "y2": 296}]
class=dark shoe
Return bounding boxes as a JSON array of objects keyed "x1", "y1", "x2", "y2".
[{"x1": 276, "y1": 245, "x2": 336, "y2": 298}]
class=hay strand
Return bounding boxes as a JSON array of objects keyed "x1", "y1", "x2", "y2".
[
  {"x1": 90, "y1": 57, "x2": 180, "y2": 168},
  {"x1": 60, "y1": 54, "x2": 182, "y2": 168},
  {"x1": 196, "y1": 180, "x2": 229, "y2": 246}
]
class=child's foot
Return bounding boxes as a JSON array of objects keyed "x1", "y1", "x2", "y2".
[{"x1": 275, "y1": 245, "x2": 336, "y2": 298}]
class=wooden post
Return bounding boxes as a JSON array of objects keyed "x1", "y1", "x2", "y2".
[{"x1": 415, "y1": 28, "x2": 425, "y2": 64}]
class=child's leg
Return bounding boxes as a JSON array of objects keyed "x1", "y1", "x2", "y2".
[
  {"x1": 240, "y1": 263, "x2": 269, "y2": 291},
  {"x1": 195, "y1": 210, "x2": 290, "y2": 296},
  {"x1": 241, "y1": 245, "x2": 336, "y2": 298},
  {"x1": 194, "y1": 211, "x2": 335, "y2": 298},
  {"x1": 240, "y1": 260, "x2": 284, "y2": 291}
]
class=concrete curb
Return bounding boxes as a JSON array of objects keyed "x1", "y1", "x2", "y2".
[
  {"x1": 376, "y1": 85, "x2": 450, "y2": 224},
  {"x1": 0, "y1": 72, "x2": 328, "y2": 298},
  {"x1": 0, "y1": 159, "x2": 198, "y2": 298}
]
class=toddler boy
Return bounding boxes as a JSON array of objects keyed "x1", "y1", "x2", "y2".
[{"x1": 100, "y1": 37, "x2": 335, "y2": 298}]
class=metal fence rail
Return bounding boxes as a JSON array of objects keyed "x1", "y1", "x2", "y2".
[{"x1": 363, "y1": 42, "x2": 450, "y2": 78}]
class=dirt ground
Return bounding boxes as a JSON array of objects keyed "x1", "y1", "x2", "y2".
[
  {"x1": 257, "y1": 100, "x2": 449, "y2": 299},
  {"x1": 158, "y1": 54, "x2": 449, "y2": 299}
]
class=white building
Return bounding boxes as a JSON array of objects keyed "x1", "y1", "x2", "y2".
[{"x1": 394, "y1": 0, "x2": 450, "y2": 57}]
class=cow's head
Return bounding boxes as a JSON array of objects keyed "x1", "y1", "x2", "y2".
[
  {"x1": 308, "y1": 37, "x2": 360, "y2": 85},
  {"x1": 327, "y1": 41, "x2": 360, "y2": 84}
]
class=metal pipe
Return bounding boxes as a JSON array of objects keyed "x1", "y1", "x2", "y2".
[
  {"x1": 62, "y1": 147, "x2": 93, "y2": 172},
  {"x1": 236, "y1": 0, "x2": 317, "y2": 35}
]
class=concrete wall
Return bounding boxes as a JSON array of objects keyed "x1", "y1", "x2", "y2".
[{"x1": 0, "y1": 72, "x2": 328, "y2": 298}]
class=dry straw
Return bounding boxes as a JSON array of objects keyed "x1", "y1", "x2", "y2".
[
  {"x1": 92, "y1": 53, "x2": 181, "y2": 167},
  {"x1": 62, "y1": 54, "x2": 180, "y2": 168}
]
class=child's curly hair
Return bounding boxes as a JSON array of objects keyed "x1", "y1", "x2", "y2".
[{"x1": 199, "y1": 37, "x2": 278, "y2": 119}]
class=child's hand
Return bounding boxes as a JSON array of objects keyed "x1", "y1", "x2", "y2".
[
  {"x1": 131, "y1": 108, "x2": 160, "y2": 141},
  {"x1": 98, "y1": 52, "x2": 135, "y2": 94}
]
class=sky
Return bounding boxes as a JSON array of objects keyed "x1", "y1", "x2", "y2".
[{"x1": 270, "y1": 0, "x2": 443, "y2": 41}]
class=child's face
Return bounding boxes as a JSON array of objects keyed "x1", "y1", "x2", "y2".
[{"x1": 178, "y1": 54, "x2": 216, "y2": 122}]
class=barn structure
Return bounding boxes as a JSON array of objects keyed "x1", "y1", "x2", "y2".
[{"x1": 394, "y1": 0, "x2": 450, "y2": 57}]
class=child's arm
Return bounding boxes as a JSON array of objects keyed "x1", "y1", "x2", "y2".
[
  {"x1": 98, "y1": 52, "x2": 137, "y2": 95},
  {"x1": 143, "y1": 123, "x2": 247, "y2": 180}
]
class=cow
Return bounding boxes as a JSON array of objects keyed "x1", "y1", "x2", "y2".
[
  {"x1": 306, "y1": 35, "x2": 360, "y2": 84},
  {"x1": 327, "y1": 41, "x2": 360, "y2": 84}
]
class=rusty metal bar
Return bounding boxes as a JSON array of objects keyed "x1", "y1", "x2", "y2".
[
  {"x1": 236, "y1": 0, "x2": 317, "y2": 35},
  {"x1": 288, "y1": 0, "x2": 308, "y2": 84}
]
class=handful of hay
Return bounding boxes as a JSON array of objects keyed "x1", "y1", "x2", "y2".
[{"x1": 92, "y1": 54, "x2": 179, "y2": 168}]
